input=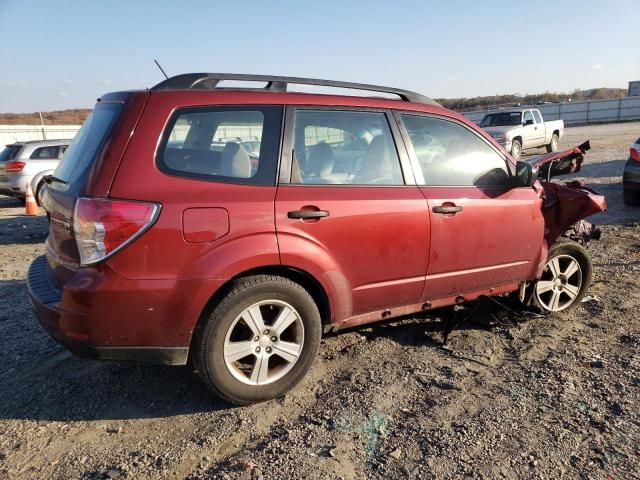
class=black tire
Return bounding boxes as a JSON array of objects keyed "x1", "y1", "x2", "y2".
[
  {"x1": 510, "y1": 139, "x2": 522, "y2": 160},
  {"x1": 34, "y1": 182, "x2": 44, "y2": 207},
  {"x1": 623, "y1": 188, "x2": 640, "y2": 206},
  {"x1": 529, "y1": 238, "x2": 592, "y2": 313},
  {"x1": 192, "y1": 275, "x2": 321, "y2": 405},
  {"x1": 545, "y1": 133, "x2": 559, "y2": 153}
]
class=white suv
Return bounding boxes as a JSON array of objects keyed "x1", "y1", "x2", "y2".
[{"x1": 0, "y1": 139, "x2": 69, "y2": 200}]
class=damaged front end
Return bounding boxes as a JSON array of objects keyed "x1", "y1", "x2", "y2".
[{"x1": 526, "y1": 141, "x2": 607, "y2": 246}]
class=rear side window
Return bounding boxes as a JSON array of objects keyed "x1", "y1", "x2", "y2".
[
  {"x1": 30, "y1": 146, "x2": 60, "y2": 159},
  {"x1": 157, "y1": 106, "x2": 283, "y2": 186},
  {"x1": 291, "y1": 109, "x2": 404, "y2": 185},
  {"x1": 53, "y1": 103, "x2": 122, "y2": 186},
  {"x1": 401, "y1": 114, "x2": 510, "y2": 187}
]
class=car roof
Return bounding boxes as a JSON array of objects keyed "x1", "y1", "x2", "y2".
[
  {"x1": 6, "y1": 139, "x2": 70, "y2": 148},
  {"x1": 485, "y1": 108, "x2": 535, "y2": 114},
  {"x1": 151, "y1": 72, "x2": 441, "y2": 106}
]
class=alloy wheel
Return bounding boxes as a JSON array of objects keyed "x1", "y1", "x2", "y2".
[
  {"x1": 535, "y1": 254, "x2": 583, "y2": 312},
  {"x1": 223, "y1": 300, "x2": 304, "y2": 385}
]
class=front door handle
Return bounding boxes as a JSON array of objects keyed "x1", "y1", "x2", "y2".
[
  {"x1": 432, "y1": 205, "x2": 463, "y2": 214},
  {"x1": 288, "y1": 209, "x2": 330, "y2": 219}
]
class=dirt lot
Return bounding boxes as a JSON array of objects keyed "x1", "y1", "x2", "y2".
[{"x1": 0, "y1": 122, "x2": 639, "y2": 480}]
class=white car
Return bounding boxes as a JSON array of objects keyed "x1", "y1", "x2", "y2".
[
  {"x1": 479, "y1": 108, "x2": 564, "y2": 160},
  {"x1": 0, "y1": 139, "x2": 69, "y2": 201}
]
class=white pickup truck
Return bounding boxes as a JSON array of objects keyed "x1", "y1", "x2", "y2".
[{"x1": 479, "y1": 108, "x2": 564, "y2": 160}]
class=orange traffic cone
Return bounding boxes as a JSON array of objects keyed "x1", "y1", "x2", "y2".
[{"x1": 25, "y1": 182, "x2": 38, "y2": 215}]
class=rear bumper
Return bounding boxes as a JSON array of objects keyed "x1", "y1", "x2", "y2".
[
  {"x1": 26, "y1": 255, "x2": 216, "y2": 365},
  {"x1": 8, "y1": 173, "x2": 30, "y2": 194},
  {"x1": 623, "y1": 158, "x2": 640, "y2": 190}
]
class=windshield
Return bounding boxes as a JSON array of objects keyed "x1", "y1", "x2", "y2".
[
  {"x1": 0, "y1": 145, "x2": 21, "y2": 163},
  {"x1": 53, "y1": 103, "x2": 122, "y2": 186},
  {"x1": 480, "y1": 112, "x2": 522, "y2": 127}
]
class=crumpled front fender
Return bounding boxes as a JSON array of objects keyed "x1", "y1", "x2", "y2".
[{"x1": 539, "y1": 180, "x2": 607, "y2": 245}]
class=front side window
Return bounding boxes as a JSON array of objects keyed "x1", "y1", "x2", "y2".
[
  {"x1": 523, "y1": 111, "x2": 534, "y2": 124},
  {"x1": 158, "y1": 105, "x2": 283, "y2": 185},
  {"x1": 30, "y1": 146, "x2": 60, "y2": 159},
  {"x1": 291, "y1": 109, "x2": 404, "y2": 185},
  {"x1": 401, "y1": 114, "x2": 510, "y2": 187},
  {"x1": 532, "y1": 110, "x2": 543, "y2": 124}
]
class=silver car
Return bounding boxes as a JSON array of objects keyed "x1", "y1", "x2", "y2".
[{"x1": 0, "y1": 139, "x2": 69, "y2": 200}]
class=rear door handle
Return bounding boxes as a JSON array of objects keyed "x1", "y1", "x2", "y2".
[
  {"x1": 287, "y1": 209, "x2": 330, "y2": 219},
  {"x1": 432, "y1": 205, "x2": 463, "y2": 214}
]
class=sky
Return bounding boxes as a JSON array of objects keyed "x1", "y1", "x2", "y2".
[{"x1": 1, "y1": 0, "x2": 639, "y2": 112}]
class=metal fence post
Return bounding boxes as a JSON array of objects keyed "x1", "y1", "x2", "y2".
[{"x1": 618, "y1": 97, "x2": 623, "y2": 120}]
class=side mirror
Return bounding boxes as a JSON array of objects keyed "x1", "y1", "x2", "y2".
[
  {"x1": 524, "y1": 119, "x2": 534, "y2": 126},
  {"x1": 514, "y1": 161, "x2": 537, "y2": 187}
]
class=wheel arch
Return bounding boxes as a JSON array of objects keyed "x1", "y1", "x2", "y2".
[{"x1": 189, "y1": 265, "x2": 332, "y2": 358}]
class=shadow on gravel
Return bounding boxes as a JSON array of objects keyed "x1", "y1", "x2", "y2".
[
  {"x1": 334, "y1": 297, "x2": 528, "y2": 351},
  {"x1": 0, "y1": 353, "x2": 231, "y2": 422},
  {"x1": 0, "y1": 278, "x2": 231, "y2": 422},
  {"x1": 0, "y1": 215, "x2": 48, "y2": 245}
]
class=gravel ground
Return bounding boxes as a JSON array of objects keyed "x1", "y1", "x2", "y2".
[{"x1": 0, "y1": 121, "x2": 639, "y2": 480}]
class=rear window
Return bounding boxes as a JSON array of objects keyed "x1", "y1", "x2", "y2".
[
  {"x1": 0, "y1": 145, "x2": 21, "y2": 163},
  {"x1": 53, "y1": 103, "x2": 122, "y2": 186},
  {"x1": 30, "y1": 146, "x2": 60, "y2": 159},
  {"x1": 157, "y1": 105, "x2": 283, "y2": 186}
]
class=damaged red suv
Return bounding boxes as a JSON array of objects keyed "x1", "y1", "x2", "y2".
[{"x1": 28, "y1": 74, "x2": 606, "y2": 405}]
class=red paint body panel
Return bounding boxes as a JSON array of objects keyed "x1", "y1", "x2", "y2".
[
  {"x1": 275, "y1": 185, "x2": 429, "y2": 321},
  {"x1": 29, "y1": 86, "x2": 607, "y2": 362},
  {"x1": 421, "y1": 186, "x2": 544, "y2": 299},
  {"x1": 41, "y1": 262, "x2": 222, "y2": 347}
]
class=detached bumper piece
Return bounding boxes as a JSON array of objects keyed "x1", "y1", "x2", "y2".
[
  {"x1": 564, "y1": 220, "x2": 601, "y2": 246},
  {"x1": 27, "y1": 255, "x2": 188, "y2": 365}
]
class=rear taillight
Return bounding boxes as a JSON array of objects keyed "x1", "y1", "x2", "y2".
[
  {"x1": 73, "y1": 197, "x2": 160, "y2": 266},
  {"x1": 631, "y1": 147, "x2": 640, "y2": 162},
  {"x1": 5, "y1": 161, "x2": 26, "y2": 172}
]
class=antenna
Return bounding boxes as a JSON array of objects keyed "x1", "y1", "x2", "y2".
[{"x1": 154, "y1": 59, "x2": 169, "y2": 80}]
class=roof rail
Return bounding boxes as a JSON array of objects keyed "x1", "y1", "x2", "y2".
[{"x1": 151, "y1": 73, "x2": 441, "y2": 106}]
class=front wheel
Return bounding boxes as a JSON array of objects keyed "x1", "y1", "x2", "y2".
[
  {"x1": 193, "y1": 275, "x2": 321, "y2": 405},
  {"x1": 546, "y1": 133, "x2": 559, "y2": 153},
  {"x1": 530, "y1": 239, "x2": 592, "y2": 313},
  {"x1": 510, "y1": 139, "x2": 522, "y2": 160}
]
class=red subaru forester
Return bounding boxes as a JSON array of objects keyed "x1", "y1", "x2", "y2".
[{"x1": 28, "y1": 73, "x2": 606, "y2": 405}]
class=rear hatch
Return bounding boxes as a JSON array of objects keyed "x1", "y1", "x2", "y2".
[{"x1": 41, "y1": 92, "x2": 148, "y2": 288}]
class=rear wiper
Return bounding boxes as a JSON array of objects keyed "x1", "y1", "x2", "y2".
[{"x1": 43, "y1": 174, "x2": 67, "y2": 185}]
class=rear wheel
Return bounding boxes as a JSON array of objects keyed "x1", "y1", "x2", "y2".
[
  {"x1": 34, "y1": 181, "x2": 44, "y2": 206},
  {"x1": 546, "y1": 133, "x2": 559, "y2": 153},
  {"x1": 623, "y1": 188, "x2": 640, "y2": 206},
  {"x1": 193, "y1": 275, "x2": 321, "y2": 405},
  {"x1": 510, "y1": 139, "x2": 522, "y2": 160},
  {"x1": 530, "y1": 239, "x2": 592, "y2": 313}
]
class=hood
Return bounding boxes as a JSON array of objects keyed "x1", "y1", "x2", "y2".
[
  {"x1": 482, "y1": 126, "x2": 517, "y2": 136},
  {"x1": 527, "y1": 141, "x2": 590, "y2": 179}
]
